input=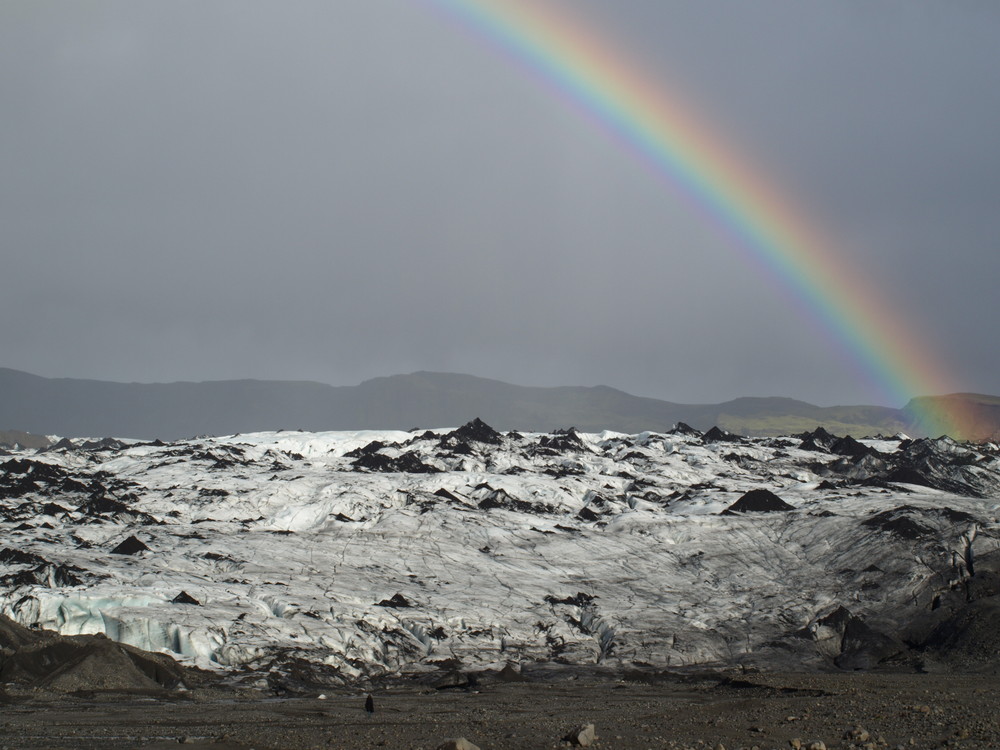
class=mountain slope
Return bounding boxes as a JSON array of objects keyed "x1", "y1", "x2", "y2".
[
  {"x1": 0, "y1": 367, "x2": 995, "y2": 440},
  {"x1": 905, "y1": 393, "x2": 1000, "y2": 441}
]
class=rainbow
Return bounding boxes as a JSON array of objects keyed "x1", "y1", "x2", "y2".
[{"x1": 422, "y1": 0, "x2": 970, "y2": 438}]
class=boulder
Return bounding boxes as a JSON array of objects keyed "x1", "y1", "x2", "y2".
[
  {"x1": 436, "y1": 739, "x2": 480, "y2": 750},
  {"x1": 564, "y1": 723, "x2": 597, "y2": 747}
]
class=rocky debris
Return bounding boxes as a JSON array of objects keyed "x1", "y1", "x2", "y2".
[
  {"x1": 383, "y1": 452, "x2": 438, "y2": 473},
  {"x1": 798, "y1": 426, "x2": 837, "y2": 451},
  {"x1": 538, "y1": 428, "x2": 589, "y2": 453},
  {"x1": 48, "y1": 437, "x2": 77, "y2": 451},
  {"x1": 885, "y1": 438, "x2": 992, "y2": 496},
  {"x1": 703, "y1": 426, "x2": 742, "y2": 443},
  {"x1": 349, "y1": 452, "x2": 396, "y2": 472},
  {"x1": 344, "y1": 440, "x2": 389, "y2": 458},
  {"x1": 888, "y1": 438, "x2": 998, "y2": 496},
  {"x1": 79, "y1": 493, "x2": 134, "y2": 516},
  {"x1": 563, "y1": 722, "x2": 597, "y2": 746},
  {"x1": 721, "y1": 451, "x2": 761, "y2": 470},
  {"x1": 861, "y1": 505, "x2": 976, "y2": 540},
  {"x1": 0, "y1": 561, "x2": 84, "y2": 588},
  {"x1": 59, "y1": 477, "x2": 90, "y2": 493},
  {"x1": 0, "y1": 547, "x2": 47, "y2": 566},
  {"x1": 814, "y1": 605, "x2": 853, "y2": 634},
  {"x1": 799, "y1": 428, "x2": 877, "y2": 460},
  {"x1": 172, "y1": 591, "x2": 201, "y2": 605},
  {"x1": 477, "y1": 488, "x2": 554, "y2": 514},
  {"x1": 830, "y1": 435, "x2": 878, "y2": 459},
  {"x1": 861, "y1": 507, "x2": 932, "y2": 539},
  {"x1": 545, "y1": 592, "x2": 596, "y2": 607},
  {"x1": 431, "y1": 670, "x2": 478, "y2": 691},
  {"x1": 915, "y1": 596, "x2": 1000, "y2": 666},
  {"x1": 804, "y1": 434, "x2": 1000, "y2": 498},
  {"x1": 835, "y1": 616, "x2": 905, "y2": 670},
  {"x1": 722, "y1": 488, "x2": 794, "y2": 514},
  {"x1": 79, "y1": 437, "x2": 128, "y2": 452},
  {"x1": 793, "y1": 605, "x2": 907, "y2": 670},
  {"x1": 0, "y1": 613, "x2": 42, "y2": 650},
  {"x1": 496, "y1": 662, "x2": 524, "y2": 681},
  {"x1": 352, "y1": 451, "x2": 441, "y2": 474},
  {"x1": 261, "y1": 654, "x2": 348, "y2": 694},
  {"x1": 844, "y1": 726, "x2": 871, "y2": 743},
  {"x1": 0, "y1": 458, "x2": 67, "y2": 498},
  {"x1": 40, "y1": 500, "x2": 71, "y2": 515}
]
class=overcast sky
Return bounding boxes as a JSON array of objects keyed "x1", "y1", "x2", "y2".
[{"x1": 2, "y1": 1, "x2": 998, "y2": 407}]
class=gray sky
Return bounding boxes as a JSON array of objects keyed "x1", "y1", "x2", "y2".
[{"x1": 2, "y1": 1, "x2": 998, "y2": 407}]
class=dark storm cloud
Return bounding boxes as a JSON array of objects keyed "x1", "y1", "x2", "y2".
[{"x1": 1, "y1": 1, "x2": 998, "y2": 406}]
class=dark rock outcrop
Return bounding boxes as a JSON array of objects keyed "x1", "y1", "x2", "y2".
[
  {"x1": 353, "y1": 451, "x2": 440, "y2": 474},
  {"x1": 443, "y1": 418, "x2": 502, "y2": 446},
  {"x1": 669, "y1": 422, "x2": 702, "y2": 437},
  {"x1": 835, "y1": 616, "x2": 905, "y2": 670},
  {"x1": 377, "y1": 593, "x2": 413, "y2": 609},
  {"x1": 171, "y1": 591, "x2": 200, "y2": 605},
  {"x1": 722, "y1": 489, "x2": 794, "y2": 515},
  {"x1": 703, "y1": 426, "x2": 742, "y2": 444},
  {"x1": 538, "y1": 428, "x2": 589, "y2": 453},
  {"x1": 110, "y1": 536, "x2": 149, "y2": 555}
]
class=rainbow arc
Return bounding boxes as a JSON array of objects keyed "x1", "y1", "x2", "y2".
[{"x1": 424, "y1": 0, "x2": 969, "y2": 438}]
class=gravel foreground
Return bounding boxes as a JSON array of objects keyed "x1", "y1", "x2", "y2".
[{"x1": 2, "y1": 671, "x2": 999, "y2": 750}]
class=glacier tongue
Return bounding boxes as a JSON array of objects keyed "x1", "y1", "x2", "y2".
[{"x1": 1, "y1": 425, "x2": 999, "y2": 682}]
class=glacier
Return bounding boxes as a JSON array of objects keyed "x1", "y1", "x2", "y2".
[{"x1": 1, "y1": 420, "x2": 998, "y2": 686}]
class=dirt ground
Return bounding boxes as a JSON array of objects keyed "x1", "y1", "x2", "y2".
[{"x1": 1, "y1": 671, "x2": 999, "y2": 750}]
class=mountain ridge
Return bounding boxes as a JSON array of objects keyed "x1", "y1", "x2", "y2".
[{"x1": 0, "y1": 367, "x2": 996, "y2": 441}]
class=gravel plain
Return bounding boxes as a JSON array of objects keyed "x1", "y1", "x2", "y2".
[{"x1": 2, "y1": 670, "x2": 999, "y2": 750}]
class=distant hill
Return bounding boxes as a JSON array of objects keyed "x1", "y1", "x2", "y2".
[
  {"x1": 0, "y1": 367, "x2": 996, "y2": 441},
  {"x1": 0, "y1": 429, "x2": 51, "y2": 450}
]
